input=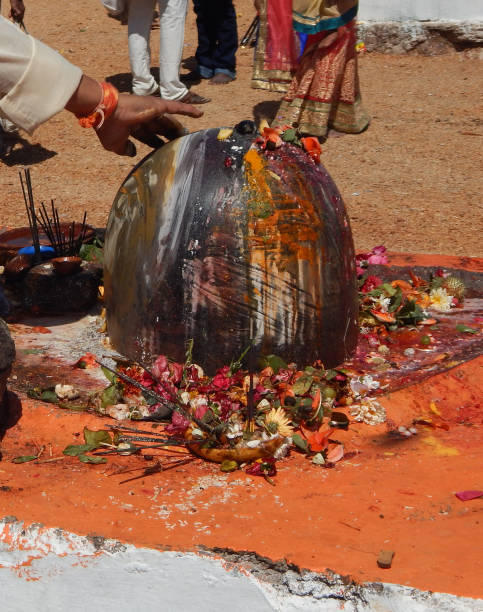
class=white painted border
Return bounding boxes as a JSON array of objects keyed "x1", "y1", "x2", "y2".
[{"x1": 0, "y1": 519, "x2": 482, "y2": 612}]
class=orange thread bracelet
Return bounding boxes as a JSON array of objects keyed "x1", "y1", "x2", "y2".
[{"x1": 76, "y1": 82, "x2": 119, "y2": 130}]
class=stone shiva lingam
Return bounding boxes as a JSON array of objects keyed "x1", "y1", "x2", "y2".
[{"x1": 103, "y1": 122, "x2": 358, "y2": 373}]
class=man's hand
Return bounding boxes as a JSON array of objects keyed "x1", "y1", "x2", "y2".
[
  {"x1": 10, "y1": 0, "x2": 25, "y2": 22},
  {"x1": 96, "y1": 94, "x2": 203, "y2": 156}
]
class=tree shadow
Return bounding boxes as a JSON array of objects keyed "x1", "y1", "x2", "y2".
[
  {"x1": 1, "y1": 136, "x2": 57, "y2": 167},
  {"x1": 253, "y1": 100, "x2": 280, "y2": 126}
]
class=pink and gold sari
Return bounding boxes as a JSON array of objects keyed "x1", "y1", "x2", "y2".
[{"x1": 252, "y1": 1, "x2": 370, "y2": 137}]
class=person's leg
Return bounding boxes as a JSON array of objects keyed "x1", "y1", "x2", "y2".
[
  {"x1": 157, "y1": 0, "x2": 189, "y2": 100},
  {"x1": 192, "y1": 0, "x2": 215, "y2": 79},
  {"x1": 211, "y1": 0, "x2": 237, "y2": 83},
  {"x1": 128, "y1": 0, "x2": 158, "y2": 95}
]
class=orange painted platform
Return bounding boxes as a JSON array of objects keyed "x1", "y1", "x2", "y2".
[{"x1": 0, "y1": 254, "x2": 482, "y2": 600}]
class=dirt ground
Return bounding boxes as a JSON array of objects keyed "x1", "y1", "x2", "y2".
[{"x1": 0, "y1": 0, "x2": 482, "y2": 257}]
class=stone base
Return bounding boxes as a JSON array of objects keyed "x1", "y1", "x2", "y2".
[{"x1": 358, "y1": 21, "x2": 483, "y2": 56}]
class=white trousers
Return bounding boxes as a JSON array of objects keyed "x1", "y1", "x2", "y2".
[{"x1": 128, "y1": 0, "x2": 188, "y2": 100}]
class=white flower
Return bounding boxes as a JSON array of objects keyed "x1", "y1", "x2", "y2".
[
  {"x1": 429, "y1": 287, "x2": 452, "y2": 312},
  {"x1": 226, "y1": 420, "x2": 244, "y2": 440},
  {"x1": 189, "y1": 396, "x2": 208, "y2": 411},
  {"x1": 180, "y1": 391, "x2": 190, "y2": 405},
  {"x1": 55, "y1": 384, "x2": 79, "y2": 400},
  {"x1": 107, "y1": 403, "x2": 130, "y2": 420},
  {"x1": 350, "y1": 374, "x2": 380, "y2": 399},
  {"x1": 371, "y1": 295, "x2": 391, "y2": 312},
  {"x1": 350, "y1": 398, "x2": 386, "y2": 425}
]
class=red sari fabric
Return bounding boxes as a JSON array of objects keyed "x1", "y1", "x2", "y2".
[
  {"x1": 273, "y1": 20, "x2": 370, "y2": 137},
  {"x1": 265, "y1": 0, "x2": 298, "y2": 72}
]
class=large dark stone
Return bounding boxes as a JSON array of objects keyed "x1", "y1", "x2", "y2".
[
  {"x1": 104, "y1": 128, "x2": 358, "y2": 373},
  {"x1": 0, "y1": 318, "x2": 15, "y2": 409}
]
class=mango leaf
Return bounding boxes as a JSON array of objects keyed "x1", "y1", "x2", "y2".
[
  {"x1": 101, "y1": 366, "x2": 118, "y2": 384},
  {"x1": 101, "y1": 383, "x2": 121, "y2": 408},
  {"x1": 83, "y1": 427, "x2": 112, "y2": 448},
  {"x1": 12, "y1": 455, "x2": 38, "y2": 464},
  {"x1": 282, "y1": 128, "x2": 297, "y2": 143},
  {"x1": 382, "y1": 283, "x2": 397, "y2": 297},
  {"x1": 389, "y1": 288, "x2": 403, "y2": 312},
  {"x1": 455, "y1": 324, "x2": 478, "y2": 334},
  {"x1": 63, "y1": 444, "x2": 97, "y2": 456},
  {"x1": 78, "y1": 454, "x2": 107, "y2": 464},
  {"x1": 292, "y1": 375, "x2": 313, "y2": 396},
  {"x1": 27, "y1": 386, "x2": 56, "y2": 402},
  {"x1": 42, "y1": 390, "x2": 61, "y2": 403},
  {"x1": 259, "y1": 354, "x2": 287, "y2": 374},
  {"x1": 292, "y1": 433, "x2": 308, "y2": 453}
]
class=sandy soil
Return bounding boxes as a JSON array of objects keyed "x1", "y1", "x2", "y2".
[{"x1": 0, "y1": 0, "x2": 482, "y2": 257}]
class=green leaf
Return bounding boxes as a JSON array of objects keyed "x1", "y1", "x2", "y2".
[
  {"x1": 282, "y1": 128, "x2": 297, "y2": 142},
  {"x1": 389, "y1": 288, "x2": 403, "y2": 312},
  {"x1": 259, "y1": 354, "x2": 287, "y2": 374},
  {"x1": 382, "y1": 283, "x2": 397, "y2": 296},
  {"x1": 185, "y1": 338, "x2": 194, "y2": 366},
  {"x1": 292, "y1": 375, "x2": 313, "y2": 396},
  {"x1": 101, "y1": 366, "x2": 117, "y2": 384},
  {"x1": 229, "y1": 343, "x2": 252, "y2": 375},
  {"x1": 312, "y1": 452, "x2": 326, "y2": 465},
  {"x1": 325, "y1": 369, "x2": 337, "y2": 381},
  {"x1": 456, "y1": 324, "x2": 478, "y2": 334},
  {"x1": 292, "y1": 433, "x2": 308, "y2": 453},
  {"x1": 27, "y1": 387, "x2": 56, "y2": 401},
  {"x1": 101, "y1": 383, "x2": 121, "y2": 408},
  {"x1": 21, "y1": 348, "x2": 44, "y2": 355},
  {"x1": 63, "y1": 444, "x2": 97, "y2": 456},
  {"x1": 83, "y1": 427, "x2": 112, "y2": 448},
  {"x1": 78, "y1": 454, "x2": 107, "y2": 464},
  {"x1": 42, "y1": 390, "x2": 60, "y2": 403},
  {"x1": 12, "y1": 455, "x2": 38, "y2": 464},
  {"x1": 79, "y1": 243, "x2": 103, "y2": 264},
  {"x1": 220, "y1": 460, "x2": 238, "y2": 472}
]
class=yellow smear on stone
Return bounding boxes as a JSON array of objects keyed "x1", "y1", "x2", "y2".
[{"x1": 217, "y1": 127, "x2": 233, "y2": 141}]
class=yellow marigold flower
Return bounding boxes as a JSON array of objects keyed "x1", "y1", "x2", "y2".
[{"x1": 265, "y1": 407, "x2": 294, "y2": 437}]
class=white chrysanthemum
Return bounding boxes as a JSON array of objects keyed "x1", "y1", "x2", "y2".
[
  {"x1": 350, "y1": 374, "x2": 380, "y2": 398},
  {"x1": 226, "y1": 420, "x2": 244, "y2": 440},
  {"x1": 429, "y1": 287, "x2": 452, "y2": 312},
  {"x1": 350, "y1": 398, "x2": 386, "y2": 425}
]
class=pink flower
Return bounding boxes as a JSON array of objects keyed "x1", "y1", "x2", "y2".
[
  {"x1": 246, "y1": 457, "x2": 277, "y2": 477},
  {"x1": 152, "y1": 355, "x2": 169, "y2": 379},
  {"x1": 166, "y1": 410, "x2": 190, "y2": 435},
  {"x1": 211, "y1": 365, "x2": 232, "y2": 390},
  {"x1": 367, "y1": 245, "x2": 388, "y2": 266}
]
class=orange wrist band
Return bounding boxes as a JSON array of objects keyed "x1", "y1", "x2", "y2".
[{"x1": 76, "y1": 82, "x2": 119, "y2": 130}]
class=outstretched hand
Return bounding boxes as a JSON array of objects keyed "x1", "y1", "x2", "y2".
[{"x1": 96, "y1": 94, "x2": 203, "y2": 156}]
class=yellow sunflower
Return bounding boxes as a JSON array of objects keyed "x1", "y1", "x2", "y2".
[{"x1": 264, "y1": 407, "x2": 294, "y2": 437}]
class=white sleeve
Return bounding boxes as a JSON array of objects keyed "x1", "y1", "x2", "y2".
[{"x1": 0, "y1": 16, "x2": 83, "y2": 133}]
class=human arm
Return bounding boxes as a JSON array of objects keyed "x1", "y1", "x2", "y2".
[
  {"x1": 0, "y1": 16, "x2": 202, "y2": 154},
  {"x1": 65, "y1": 75, "x2": 201, "y2": 156}
]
